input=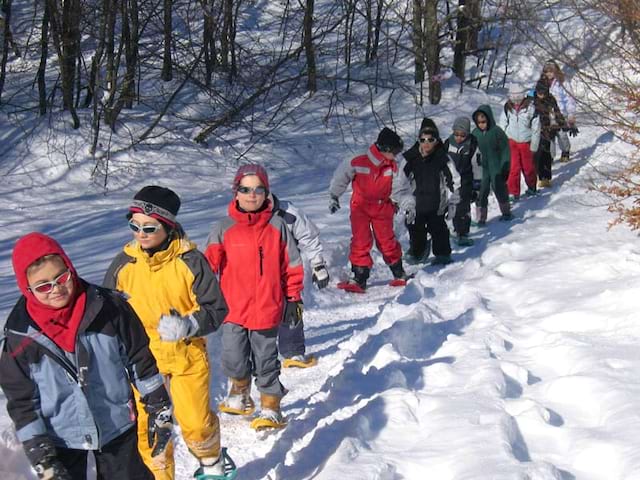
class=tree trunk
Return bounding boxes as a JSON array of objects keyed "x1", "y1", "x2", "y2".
[
  {"x1": 453, "y1": 0, "x2": 469, "y2": 80},
  {"x1": 37, "y1": 2, "x2": 50, "y2": 115},
  {"x1": 161, "y1": 0, "x2": 172, "y2": 81},
  {"x1": 202, "y1": 0, "x2": 216, "y2": 86},
  {"x1": 370, "y1": 0, "x2": 383, "y2": 62},
  {"x1": 0, "y1": 0, "x2": 13, "y2": 103},
  {"x1": 467, "y1": 0, "x2": 481, "y2": 51},
  {"x1": 220, "y1": 0, "x2": 232, "y2": 72},
  {"x1": 413, "y1": 0, "x2": 424, "y2": 84},
  {"x1": 302, "y1": 0, "x2": 316, "y2": 93},
  {"x1": 424, "y1": 0, "x2": 441, "y2": 104},
  {"x1": 47, "y1": 0, "x2": 81, "y2": 129}
]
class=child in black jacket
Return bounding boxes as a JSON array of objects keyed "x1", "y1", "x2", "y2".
[{"x1": 402, "y1": 118, "x2": 454, "y2": 265}]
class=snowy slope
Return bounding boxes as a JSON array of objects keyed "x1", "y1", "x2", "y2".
[{"x1": 2, "y1": 98, "x2": 640, "y2": 480}]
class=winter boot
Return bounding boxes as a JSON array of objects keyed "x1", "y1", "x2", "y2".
[
  {"x1": 388, "y1": 260, "x2": 412, "y2": 287},
  {"x1": 474, "y1": 206, "x2": 488, "y2": 226},
  {"x1": 559, "y1": 151, "x2": 570, "y2": 163},
  {"x1": 508, "y1": 194, "x2": 520, "y2": 203},
  {"x1": 219, "y1": 377, "x2": 255, "y2": 416},
  {"x1": 250, "y1": 394, "x2": 287, "y2": 430},
  {"x1": 337, "y1": 265, "x2": 370, "y2": 293},
  {"x1": 499, "y1": 202, "x2": 513, "y2": 221},
  {"x1": 537, "y1": 178, "x2": 551, "y2": 188},
  {"x1": 282, "y1": 354, "x2": 318, "y2": 369},
  {"x1": 525, "y1": 187, "x2": 537, "y2": 197},
  {"x1": 455, "y1": 235, "x2": 474, "y2": 247},
  {"x1": 193, "y1": 449, "x2": 237, "y2": 480},
  {"x1": 430, "y1": 255, "x2": 453, "y2": 265}
]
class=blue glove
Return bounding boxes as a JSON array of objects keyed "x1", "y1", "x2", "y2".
[{"x1": 329, "y1": 195, "x2": 340, "y2": 214}]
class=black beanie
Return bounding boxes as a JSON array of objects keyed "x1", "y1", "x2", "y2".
[
  {"x1": 376, "y1": 127, "x2": 404, "y2": 154},
  {"x1": 129, "y1": 186, "x2": 181, "y2": 227},
  {"x1": 535, "y1": 79, "x2": 549, "y2": 96},
  {"x1": 420, "y1": 117, "x2": 440, "y2": 139}
]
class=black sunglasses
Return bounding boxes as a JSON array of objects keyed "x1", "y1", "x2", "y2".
[
  {"x1": 237, "y1": 185, "x2": 267, "y2": 195},
  {"x1": 129, "y1": 221, "x2": 163, "y2": 234},
  {"x1": 419, "y1": 137, "x2": 437, "y2": 144}
]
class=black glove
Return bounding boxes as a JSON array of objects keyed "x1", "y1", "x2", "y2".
[
  {"x1": 328, "y1": 195, "x2": 340, "y2": 214},
  {"x1": 568, "y1": 126, "x2": 579, "y2": 137},
  {"x1": 23, "y1": 437, "x2": 72, "y2": 480},
  {"x1": 312, "y1": 264, "x2": 330, "y2": 289},
  {"x1": 145, "y1": 401, "x2": 173, "y2": 457},
  {"x1": 283, "y1": 299, "x2": 304, "y2": 328},
  {"x1": 471, "y1": 190, "x2": 479, "y2": 203}
]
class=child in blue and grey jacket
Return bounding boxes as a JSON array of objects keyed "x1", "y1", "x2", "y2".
[{"x1": 1, "y1": 233, "x2": 171, "y2": 480}]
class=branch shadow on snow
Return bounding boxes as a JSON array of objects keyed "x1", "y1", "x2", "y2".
[{"x1": 238, "y1": 305, "x2": 471, "y2": 479}]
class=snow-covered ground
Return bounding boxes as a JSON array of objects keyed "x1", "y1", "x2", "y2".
[{"x1": 1, "y1": 5, "x2": 639, "y2": 475}]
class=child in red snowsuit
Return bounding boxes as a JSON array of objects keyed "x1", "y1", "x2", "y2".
[{"x1": 328, "y1": 127, "x2": 415, "y2": 292}]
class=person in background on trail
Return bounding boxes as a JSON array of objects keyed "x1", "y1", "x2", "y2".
[
  {"x1": 443, "y1": 116, "x2": 483, "y2": 247},
  {"x1": 471, "y1": 105, "x2": 513, "y2": 224},
  {"x1": 205, "y1": 164, "x2": 304, "y2": 431},
  {"x1": 103, "y1": 186, "x2": 231, "y2": 480},
  {"x1": 499, "y1": 84, "x2": 541, "y2": 202},
  {"x1": 1, "y1": 233, "x2": 171, "y2": 480},
  {"x1": 328, "y1": 127, "x2": 415, "y2": 293},
  {"x1": 271, "y1": 192, "x2": 329, "y2": 369},
  {"x1": 532, "y1": 80, "x2": 565, "y2": 189},
  {"x1": 539, "y1": 59, "x2": 578, "y2": 163},
  {"x1": 402, "y1": 118, "x2": 454, "y2": 265}
]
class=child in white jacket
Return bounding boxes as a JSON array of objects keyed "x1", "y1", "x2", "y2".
[{"x1": 499, "y1": 84, "x2": 540, "y2": 201}]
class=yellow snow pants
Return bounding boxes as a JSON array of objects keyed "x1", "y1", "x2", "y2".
[{"x1": 135, "y1": 337, "x2": 220, "y2": 480}]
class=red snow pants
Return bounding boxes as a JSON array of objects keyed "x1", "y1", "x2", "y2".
[
  {"x1": 349, "y1": 199, "x2": 401, "y2": 268},
  {"x1": 507, "y1": 139, "x2": 537, "y2": 196}
]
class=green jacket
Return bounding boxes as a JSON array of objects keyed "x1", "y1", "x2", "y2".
[{"x1": 471, "y1": 104, "x2": 511, "y2": 178}]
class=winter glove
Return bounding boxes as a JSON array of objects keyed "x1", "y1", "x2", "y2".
[
  {"x1": 145, "y1": 401, "x2": 173, "y2": 457},
  {"x1": 328, "y1": 195, "x2": 340, "y2": 214},
  {"x1": 23, "y1": 437, "x2": 72, "y2": 480},
  {"x1": 472, "y1": 179, "x2": 481, "y2": 191},
  {"x1": 157, "y1": 309, "x2": 199, "y2": 341},
  {"x1": 471, "y1": 190, "x2": 479, "y2": 203},
  {"x1": 282, "y1": 299, "x2": 304, "y2": 328},
  {"x1": 312, "y1": 264, "x2": 330, "y2": 289},
  {"x1": 567, "y1": 126, "x2": 579, "y2": 137},
  {"x1": 405, "y1": 207, "x2": 416, "y2": 225}
]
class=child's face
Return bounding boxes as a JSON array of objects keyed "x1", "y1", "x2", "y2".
[
  {"x1": 418, "y1": 134, "x2": 438, "y2": 156},
  {"x1": 476, "y1": 114, "x2": 488, "y2": 131},
  {"x1": 453, "y1": 130, "x2": 467, "y2": 145},
  {"x1": 27, "y1": 256, "x2": 74, "y2": 309},
  {"x1": 236, "y1": 175, "x2": 267, "y2": 212},
  {"x1": 130, "y1": 213, "x2": 169, "y2": 250},
  {"x1": 544, "y1": 69, "x2": 555, "y2": 81}
]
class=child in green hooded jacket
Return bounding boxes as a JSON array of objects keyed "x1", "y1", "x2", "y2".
[{"x1": 471, "y1": 105, "x2": 513, "y2": 223}]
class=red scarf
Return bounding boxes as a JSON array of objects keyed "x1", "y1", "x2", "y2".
[{"x1": 12, "y1": 233, "x2": 87, "y2": 352}]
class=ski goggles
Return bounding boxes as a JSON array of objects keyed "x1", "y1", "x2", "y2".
[
  {"x1": 29, "y1": 270, "x2": 72, "y2": 294},
  {"x1": 237, "y1": 185, "x2": 268, "y2": 195},
  {"x1": 128, "y1": 221, "x2": 163, "y2": 234},
  {"x1": 419, "y1": 136, "x2": 437, "y2": 144}
]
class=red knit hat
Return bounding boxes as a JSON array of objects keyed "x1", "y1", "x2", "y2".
[{"x1": 232, "y1": 163, "x2": 270, "y2": 192}]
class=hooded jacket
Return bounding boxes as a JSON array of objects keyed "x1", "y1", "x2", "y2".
[
  {"x1": 471, "y1": 105, "x2": 511, "y2": 178},
  {"x1": 205, "y1": 199, "x2": 304, "y2": 331},
  {"x1": 329, "y1": 144, "x2": 415, "y2": 214},
  {"x1": 499, "y1": 97, "x2": 541, "y2": 149},
  {"x1": 1, "y1": 234, "x2": 167, "y2": 452}
]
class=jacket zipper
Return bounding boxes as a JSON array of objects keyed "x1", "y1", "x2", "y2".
[{"x1": 259, "y1": 246, "x2": 264, "y2": 276}]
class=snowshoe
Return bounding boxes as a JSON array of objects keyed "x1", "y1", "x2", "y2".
[
  {"x1": 219, "y1": 393, "x2": 255, "y2": 416},
  {"x1": 193, "y1": 448, "x2": 237, "y2": 480},
  {"x1": 389, "y1": 274, "x2": 414, "y2": 287},
  {"x1": 337, "y1": 280, "x2": 366, "y2": 293},
  {"x1": 250, "y1": 409, "x2": 287, "y2": 431},
  {"x1": 282, "y1": 354, "x2": 317, "y2": 368}
]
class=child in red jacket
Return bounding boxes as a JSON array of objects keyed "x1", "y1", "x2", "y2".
[
  {"x1": 205, "y1": 164, "x2": 304, "y2": 430},
  {"x1": 328, "y1": 127, "x2": 415, "y2": 293}
]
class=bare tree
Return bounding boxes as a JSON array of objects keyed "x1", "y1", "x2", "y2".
[
  {"x1": 302, "y1": 0, "x2": 317, "y2": 93},
  {"x1": 161, "y1": 0, "x2": 172, "y2": 80}
]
